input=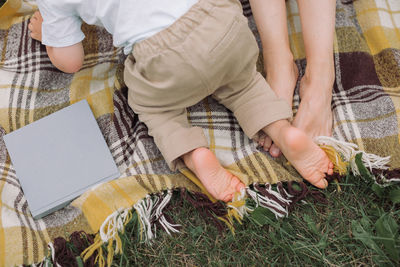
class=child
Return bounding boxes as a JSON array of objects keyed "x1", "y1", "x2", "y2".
[
  {"x1": 249, "y1": 0, "x2": 336, "y2": 158},
  {"x1": 29, "y1": 0, "x2": 333, "y2": 202}
]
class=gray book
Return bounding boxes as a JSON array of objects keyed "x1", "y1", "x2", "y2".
[{"x1": 4, "y1": 100, "x2": 120, "y2": 219}]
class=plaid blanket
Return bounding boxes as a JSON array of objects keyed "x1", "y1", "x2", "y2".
[{"x1": 0, "y1": 0, "x2": 399, "y2": 265}]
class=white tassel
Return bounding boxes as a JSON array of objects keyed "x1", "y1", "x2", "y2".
[
  {"x1": 315, "y1": 136, "x2": 391, "y2": 175},
  {"x1": 134, "y1": 195, "x2": 155, "y2": 242},
  {"x1": 315, "y1": 136, "x2": 358, "y2": 160},
  {"x1": 277, "y1": 183, "x2": 293, "y2": 200},
  {"x1": 228, "y1": 187, "x2": 252, "y2": 218},
  {"x1": 43, "y1": 258, "x2": 52, "y2": 267},
  {"x1": 97, "y1": 192, "x2": 180, "y2": 244},
  {"x1": 155, "y1": 190, "x2": 181, "y2": 235},
  {"x1": 246, "y1": 186, "x2": 288, "y2": 218},
  {"x1": 99, "y1": 208, "x2": 130, "y2": 243},
  {"x1": 361, "y1": 151, "x2": 390, "y2": 171},
  {"x1": 47, "y1": 242, "x2": 62, "y2": 267},
  {"x1": 263, "y1": 184, "x2": 291, "y2": 206},
  {"x1": 349, "y1": 156, "x2": 361, "y2": 177},
  {"x1": 150, "y1": 196, "x2": 160, "y2": 238},
  {"x1": 375, "y1": 173, "x2": 400, "y2": 187}
]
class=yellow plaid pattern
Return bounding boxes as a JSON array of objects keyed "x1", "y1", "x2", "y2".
[{"x1": 1, "y1": 0, "x2": 400, "y2": 266}]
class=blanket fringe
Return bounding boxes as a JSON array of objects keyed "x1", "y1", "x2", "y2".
[
  {"x1": 228, "y1": 188, "x2": 252, "y2": 220},
  {"x1": 134, "y1": 190, "x2": 181, "y2": 242},
  {"x1": 219, "y1": 184, "x2": 294, "y2": 232},
  {"x1": 37, "y1": 138, "x2": 400, "y2": 267},
  {"x1": 220, "y1": 188, "x2": 252, "y2": 233},
  {"x1": 372, "y1": 169, "x2": 400, "y2": 187},
  {"x1": 134, "y1": 195, "x2": 156, "y2": 242},
  {"x1": 47, "y1": 242, "x2": 61, "y2": 267},
  {"x1": 80, "y1": 190, "x2": 179, "y2": 267},
  {"x1": 181, "y1": 188, "x2": 227, "y2": 232},
  {"x1": 246, "y1": 183, "x2": 292, "y2": 218},
  {"x1": 315, "y1": 136, "x2": 394, "y2": 186},
  {"x1": 287, "y1": 181, "x2": 328, "y2": 205},
  {"x1": 155, "y1": 190, "x2": 181, "y2": 235},
  {"x1": 43, "y1": 180, "x2": 338, "y2": 267}
]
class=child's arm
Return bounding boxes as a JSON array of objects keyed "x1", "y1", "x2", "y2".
[{"x1": 29, "y1": 11, "x2": 84, "y2": 73}]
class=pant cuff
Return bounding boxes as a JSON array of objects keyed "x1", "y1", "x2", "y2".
[
  {"x1": 234, "y1": 99, "x2": 293, "y2": 139},
  {"x1": 158, "y1": 126, "x2": 209, "y2": 171}
]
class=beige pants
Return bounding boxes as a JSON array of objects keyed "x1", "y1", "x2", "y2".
[{"x1": 124, "y1": 0, "x2": 292, "y2": 170}]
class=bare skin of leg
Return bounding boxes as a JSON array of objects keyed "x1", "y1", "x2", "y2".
[
  {"x1": 183, "y1": 147, "x2": 245, "y2": 202},
  {"x1": 293, "y1": 0, "x2": 336, "y2": 138},
  {"x1": 263, "y1": 119, "x2": 334, "y2": 188},
  {"x1": 249, "y1": 0, "x2": 298, "y2": 157}
]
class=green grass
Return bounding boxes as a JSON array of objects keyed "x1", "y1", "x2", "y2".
[
  {"x1": 107, "y1": 174, "x2": 400, "y2": 266},
  {"x1": 0, "y1": 0, "x2": 398, "y2": 265}
]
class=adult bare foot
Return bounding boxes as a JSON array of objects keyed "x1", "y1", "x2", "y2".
[
  {"x1": 182, "y1": 147, "x2": 245, "y2": 202},
  {"x1": 293, "y1": 65, "x2": 334, "y2": 138},
  {"x1": 263, "y1": 120, "x2": 333, "y2": 188},
  {"x1": 260, "y1": 57, "x2": 298, "y2": 157}
]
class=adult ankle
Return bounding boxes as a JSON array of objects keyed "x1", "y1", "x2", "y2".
[
  {"x1": 264, "y1": 50, "x2": 294, "y2": 76},
  {"x1": 304, "y1": 60, "x2": 335, "y2": 84}
]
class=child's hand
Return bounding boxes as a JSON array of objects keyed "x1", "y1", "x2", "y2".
[{"x1": 29, "y1": 11, "x2": 43, "y2": 42}]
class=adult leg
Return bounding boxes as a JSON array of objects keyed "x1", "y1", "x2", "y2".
[
  {"x1": 209, "y1": 3, "x2": 333, "y2": 189},
  {"x1": 293, "y1": 0, "x2": 336, "y2": 138},
  {"x1": 249, "y1": 0, "x2": 298, "y2": 156},
  {"x1": 214, "y1": 72, "x2": 333, "y2": 189}
]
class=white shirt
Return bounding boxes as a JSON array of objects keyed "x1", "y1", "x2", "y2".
[{"x1": 37, "y1": 0, "x2": 198, "y2": 54}]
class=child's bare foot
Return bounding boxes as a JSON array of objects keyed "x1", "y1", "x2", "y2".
[
  {"x1": 28, "y1": 11, "x2": 43, "y2": 42},
  {"x1": 260, "y1": 55, "x2": 299, "y2": 157},
  {"x1": 183, "y1": 147, "x2": 245, "y2": 202},
  {"x1": 263, "y1": 121, "x2": 333, "y2": 188},
  {"x1": 293, "y1": 64, "x2": 334, "y2": 138}
]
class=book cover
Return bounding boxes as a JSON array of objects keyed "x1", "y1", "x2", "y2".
[{"x1": 4, "y1": 100, "x2": 120, "y2": 219}]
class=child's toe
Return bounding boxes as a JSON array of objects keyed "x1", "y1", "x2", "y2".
[
  {"x1": 235, "y1": 182, "x2": 245, "y2": 192},
  {"x1": 269, "y1": 144, "x2": 281, "y2": 157},
  {"x1": 263, "y1": 137, "x2": 272, "y2": 151},
  {"x1": 314, "y1": 177, "x2": 328, "y2": 189},
  {"x1": 222, "y1": 193, "x2": 233, "y2": 202},
  {"x1": 258, "y1": 138, "x2": 264, "y2": 147},
  {"x1": 327, "y1": 162, "x2": 334, "y2": 175}
]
